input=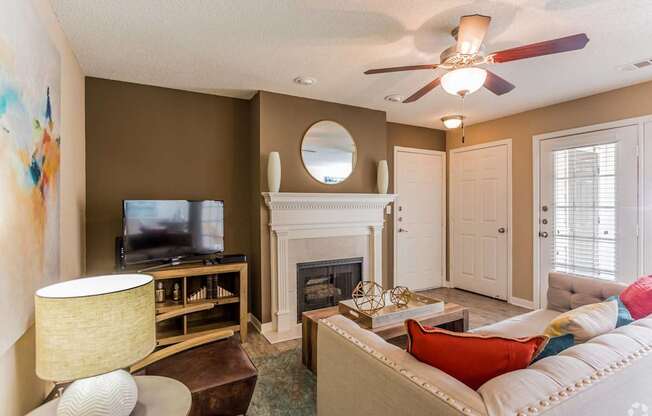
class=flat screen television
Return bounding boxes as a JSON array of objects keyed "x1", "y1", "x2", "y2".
[{"x1": 122, "y1": 200, "x2": 224, "y2": 265}]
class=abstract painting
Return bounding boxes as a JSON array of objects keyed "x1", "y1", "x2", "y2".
[{"x1": 0, "y1": 0, "x2": 61, "y2": 355}]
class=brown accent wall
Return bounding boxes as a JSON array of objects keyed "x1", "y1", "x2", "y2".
[
  {"x1": 85, "y1": 82, "x2": 446, "y2": 324},
  {"x1": 248, "y1": 93, "x2": 262, "y2": 320},
  {"x1": 85, "y1": 78, "x2": 251, "y2": 274},
  {"x1": 386, "y1": 122, "x2": 446, "y2": 285},
  {"x1": 253, "y1": 91, "x2": 388, "y2": 323},
  {"x1": 446, "y1": 79, "x2": 652, "y2": 301}
]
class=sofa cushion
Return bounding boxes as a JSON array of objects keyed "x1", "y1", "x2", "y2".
[
  {"x1": 478, "y1": 316, "x2": 652, "y2": 416},
  {"x1": 544, "y1": 300, "x2": 618, "y2": 342},
  {"x1": 406, "y1": 319, "x2": 548, "y2": 390},
  {"x1": 471, "y1": 308, "x2": 561, "y2": 338},
  {"x1": 620, "y1": 275, "x2": 652, "y2": 319},
  {"x1": 548, "y1": 272, "x2": 626, "y2": 312}
]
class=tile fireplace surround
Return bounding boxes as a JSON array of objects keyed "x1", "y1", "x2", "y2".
[{"x1": 259, "y1": 192, "x2": 396, "y2": 343}]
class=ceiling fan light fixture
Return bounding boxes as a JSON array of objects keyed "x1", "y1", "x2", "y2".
[
  {"x1": 441, "y1": 115, "x2": 464, "y2": 129},
  {"x1": 441, "y1": 67, "x2": 487, "y2": 96}
]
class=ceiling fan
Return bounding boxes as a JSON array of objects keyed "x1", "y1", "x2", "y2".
[{"x1": 364, "y1": 15, "x2": 589, "y2": 103}]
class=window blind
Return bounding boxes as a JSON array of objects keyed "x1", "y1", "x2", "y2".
[{"x1": 552, "y1": 143, "x2": 617, "y2": 279}]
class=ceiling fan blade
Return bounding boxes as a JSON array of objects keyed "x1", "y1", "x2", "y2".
[
  {"x1": 488, "y1": 33, "x2": 589, "y2": 63},
  {"x1": 484, "y1": 70, "x2": 515, "y2": 95},
  {"x1": 403, "y1": 77, "x2": 442, "y2": 103},
  {"x1": 456, "y1": 14, "x2": 491, "y2": 55},
  {"x1": 364, "y1": 64, "x2": 438, "y2": 75}
]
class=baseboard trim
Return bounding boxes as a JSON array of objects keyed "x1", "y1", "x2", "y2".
[
  {"x1": 248, "y1": 313, "x2": 273, "y2": 334},
  {"x1": 509, "y1": 296, "x2": 535, "y2": 310},
  {"x1": 248, "y1": 313, "x2": 302, "y2": 344}
]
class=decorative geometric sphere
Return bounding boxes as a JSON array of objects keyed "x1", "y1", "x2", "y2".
[
  {"x1": 389, "y1": 286, "x2": 412, "y2": 307},
  {"x1": 352, "y1": 281, "x2": 385, "y2": 315}
]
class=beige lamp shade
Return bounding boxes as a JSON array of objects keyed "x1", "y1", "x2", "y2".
[{"x1": 35, "y1": 274, "x2": 156, "y2": 382}]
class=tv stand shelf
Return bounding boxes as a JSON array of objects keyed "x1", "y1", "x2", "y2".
[{"x1": 147, "y1": 262, "x2": 248, "y2": 346}]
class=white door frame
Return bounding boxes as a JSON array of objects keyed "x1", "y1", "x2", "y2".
[
  {"x1": 532, "y1": 115, "x2": 652, "y2": 309},
  {"x1": 393, "y1": 146, "x2": 447, "y2": 289},
  {"x1": 448, "y1": 139, "x2": 514, "y2": 305}
]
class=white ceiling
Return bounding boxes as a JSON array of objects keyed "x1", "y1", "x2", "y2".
[{"x1": 50, "y1": 0, "x2": 652, "y2": 129}]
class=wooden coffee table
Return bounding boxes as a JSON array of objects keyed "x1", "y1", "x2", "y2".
[{"x1": 301, "y1": 302, "x2": 469, "y2": 374}]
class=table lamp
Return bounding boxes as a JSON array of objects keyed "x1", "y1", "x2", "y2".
[{"x1": 35, "y1": 274, "x2": 156, "y2": 416}]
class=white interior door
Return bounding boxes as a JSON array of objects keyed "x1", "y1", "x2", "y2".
[
  {"x1": 538, "y1": 125, "x2": 638, "y2": 306},
  {"x1": 394, "y1": 147, "x2": 445, "y2": 291},
  {"x1": 451, "y1": 143, "x2": 510, "y2": 300}
]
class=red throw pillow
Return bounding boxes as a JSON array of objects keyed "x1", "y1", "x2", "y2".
[
  {"x1": 620, "y1": 275, "x2": 652, "y2": 320},
  {"x1": 406, "y1": 320, "x2": 548, "y2": 390}
]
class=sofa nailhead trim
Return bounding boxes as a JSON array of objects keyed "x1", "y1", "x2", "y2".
[
  {"x1": 319, "y1": 319, "x2": 484, "y2": 416},
  {"x1": 520, "y1": 331, "x2": 652, "y2": 416},
  {"x1": 324, "y1": 318, "x2": 652, "y2": 416}
]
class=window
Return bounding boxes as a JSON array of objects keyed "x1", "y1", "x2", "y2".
[{"x1": 552, "y1": 143, "x2": 617, "y2": 279}]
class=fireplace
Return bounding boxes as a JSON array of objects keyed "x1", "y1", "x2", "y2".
[
  {"x1": 261, "y1": 192, "x2": 395, "y2": 343},
  {"x1": 296, "y1": 257, "x2": 363, "y2": 321}
]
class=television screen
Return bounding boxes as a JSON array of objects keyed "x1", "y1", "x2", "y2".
[{"x1": 122, "y1": 200, "x2": 224, "y2": 265}]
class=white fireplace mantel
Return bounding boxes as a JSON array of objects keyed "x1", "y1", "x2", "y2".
[{"x1": 260, "y1": 192, "x2": 396, "y2": 343}]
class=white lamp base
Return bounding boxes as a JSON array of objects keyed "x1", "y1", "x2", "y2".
[{"x1": 57, "y1": 369, "x2": 138, "y2": 416}]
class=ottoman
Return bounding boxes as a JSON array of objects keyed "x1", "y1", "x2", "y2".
[{"x1": 141, "y1": 337, "x2": 258, "y2": 416}]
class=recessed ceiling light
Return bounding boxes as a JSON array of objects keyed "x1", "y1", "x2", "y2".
[
  {"x1": 293, "y1": 76, "x2": 316, "y2": 86},
  {"x1": 384, "y1": 94, "x2": 403, "y2": 103},
  {"x1": 441, "y1": 115, "x2": 464, "y2": 129}
]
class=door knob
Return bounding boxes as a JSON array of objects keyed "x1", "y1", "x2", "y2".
[
  {"x1": 498, "y1": 227, "x2": 505, "y2": 233},
  {"x1": 399, "y1": 228, "x2": 408, "y2": 233},
  {"x1": 539, "y1": 231, "x2": 549, "y2": 238}
]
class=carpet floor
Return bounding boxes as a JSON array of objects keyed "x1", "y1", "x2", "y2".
[{"x1": 248, "y1": 347, "x2": 316, "y2": 416}]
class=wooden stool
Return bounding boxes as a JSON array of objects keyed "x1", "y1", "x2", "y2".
[{"x1": 140, "y1": 337, "x2": 257, "y2": 416}]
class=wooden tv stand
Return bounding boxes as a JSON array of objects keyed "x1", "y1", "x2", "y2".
[{"x1": 147, "y1": 262, "x2": 248, "y2": 346}]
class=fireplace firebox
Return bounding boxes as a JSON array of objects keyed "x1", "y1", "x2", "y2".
[{"x1": 296, "y1": 257, "x2": 363, "y2": 322}]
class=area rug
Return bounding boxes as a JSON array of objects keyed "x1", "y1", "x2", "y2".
[{"x1": 248, "y1": 347, "x2": 316, "y2": 416}]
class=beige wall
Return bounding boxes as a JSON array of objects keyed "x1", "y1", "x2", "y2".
[
  {"x1": 446, "y1": 79, "x2": 652, "y2": 301},
  {"x1": 85, "y1": 78, "x2": 251, "y2": 274},
  {"x1": 0, "y1": 0, "x2": 86, "y2": 414}
]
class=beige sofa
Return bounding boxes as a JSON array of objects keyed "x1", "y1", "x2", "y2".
[{"x1": 317, "y1": 273, "x2": 652, "y2": 416}]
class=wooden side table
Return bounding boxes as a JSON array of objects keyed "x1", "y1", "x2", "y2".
[
  {"x1": 302, "y1": 302, "x2": 469, "y2": 374},
  {"x1": 28, "y1": 376, "x2": 192, "y2": 416}
]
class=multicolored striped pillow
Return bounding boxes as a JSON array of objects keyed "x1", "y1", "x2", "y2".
[{"x1": 544, "y1": 299, "x2": 618, "y2": 343}]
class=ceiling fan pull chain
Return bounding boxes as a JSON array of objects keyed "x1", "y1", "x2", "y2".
[{"x1": 461, "y1": 95, "x2": 466, "y2": 144}]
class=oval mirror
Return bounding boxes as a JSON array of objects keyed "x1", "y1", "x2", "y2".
[{"x1": 301, "y1": 120, "x2": 356, "y2": 185}]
